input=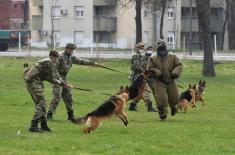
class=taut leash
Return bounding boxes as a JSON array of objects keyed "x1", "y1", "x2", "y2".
[{"x1": 73, "y1": 86, "x2": 112, "y2": 96}]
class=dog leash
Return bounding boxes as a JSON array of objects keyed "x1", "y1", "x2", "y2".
[
  {"x1": 96, "y1": 64, "x2": 130, "y2": 76},
  {"x1": 73, "y1": 86, "x2": 112, "y2": 96},
  {"x1": 96, "y1": 65, "x2": 184, "y2": 88}
]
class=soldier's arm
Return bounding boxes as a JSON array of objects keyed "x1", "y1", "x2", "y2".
[
  {"x1": 71, "y1": 56, "x2": 96, "y2": 66},
  {"x1": 50, "y1": 64, "x2": 72, "y2": 89},
  {"x1": 171, "y1": 55, "x2": 183, "y2": 79},
  {"x1": 147, "y1": 57, "x2": 162, "y2": 78}
]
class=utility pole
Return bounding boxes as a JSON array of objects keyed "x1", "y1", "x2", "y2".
[{"x1": 189, "y1": 0, "x2": 193, "y2": 55}]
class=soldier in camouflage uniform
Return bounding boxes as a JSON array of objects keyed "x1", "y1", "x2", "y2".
[
  {"x1": 24, "y1": 50, "x2": 72, "y2": 132},
  {"x1": 128, "y1": 42, "x2": 156, "y2": 112},
  {"x1": 47, "y1": 43, "x2": 97, "y2": 121},
  {"x1": 143, "y1": 44, "x2": 158, "y2": 108},
  {"x1": 147, "y1": 39, "x2": 183, "y2": 121}
]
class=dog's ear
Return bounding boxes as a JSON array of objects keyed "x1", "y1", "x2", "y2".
[
  {"x1": 120, "y1": 86, "x2": 123, "y2": 90},
  {"x1": 125, "y1": 86, "x2": 129, "y2": 91},
  {"x1": 203, "y1": 80, "x2": 206, "y2": 86},
  {"x1": 189, "y1": 84, "x2": 192, "y2": 88},
  {"x1": 193, "y1": 84, "x2": 196, "y2": 89},
  {"x1": 199, "y1": 80, "x2": 202, "y2": 85}
]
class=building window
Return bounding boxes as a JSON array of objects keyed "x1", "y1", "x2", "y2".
[
  {"x1": 144, "y1": 9, "x2": 148, "y2": 17},
  {"x1": 74, "y1": 6, "x2": 84, "y2": 18},
  {"x1": 167, "y1": 32, "x2": 174, "y2": 44},
  {"x1": 14, "y1": 3, "x2": 17, "y2": 8},
  {"x1": 21, "y1": 23, "x2": 25, "y2": 28},
  {"x1": 93, "y1": 32, "x2": 111, "y2": 43},
  {"x1": 143, "y1": 31, "x2": 149, "y2": 43},
  {"x1": 167, "y1": 8, "x2": 174, "y2": 19},
  {"x1": 52, "y1": 6, "x2": 61, "y2": 18},
  {"x1": 181, "y1": 7, "x2": 198, "y2": 18},
  {"x1": 74, "y1": 31, "x2": 84, "y2": 44}
]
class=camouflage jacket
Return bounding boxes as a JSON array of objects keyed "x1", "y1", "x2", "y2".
[
  {"x1": 130, "y1": 53, "x2": 145, "y2": 77},
  {"x1": 147, "y1": 52, "x2": 183, "y2": 84},
  {"x1": 24, "y1": 58, "x2": 62, "y2": 85},
  {"x1": 56, "y1": 52, "x2": 95, "y2": 76},
  {"x1": 142, "y1": 53, "x2": 151, "y2": 69}
]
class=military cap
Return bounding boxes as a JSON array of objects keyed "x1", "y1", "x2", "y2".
[
  {"x1": 136, "y1": 42, "x2": 145, "y2": 48},
  {"x1": 49, "y1": 49, "x2": 59, "y2": 57},
  {"x1": 156, "y1": 39, "x2": 167, "y2": 48},
  {"x1": 66, "y1": 43, "x2": 77, "y2": 49},
  {"x1": 144, "y1": 44, "x2": 153, "y2": 51}
]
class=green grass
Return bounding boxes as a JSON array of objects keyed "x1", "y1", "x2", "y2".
[{"x1": 0, "y1": 57, "x2": 235, "y2": 155}]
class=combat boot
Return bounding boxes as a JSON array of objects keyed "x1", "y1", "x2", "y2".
[
  {"x1": 147, "y1": 101, "x2": 158, "y2": 112},
  {"x1": 158, "y1": 106, "x2": 167, "y2": 121},
  {"x1": 67, "y1": 111, "x2": 75, "y2": 121},
  {"x1": 47, "y1": 113, "x2": 53, "y2": 120},
  {"x1": 28, "y1": 120, "x2": 42, "y2": 132},
  {"x1": 41, "y1": 117, "x2": 51, "y2": 132},
  {"x1": 129, "y1": 102, "x2": 138, "y2": 111},
  {"x1": 171, "y1": 107, "x2": 176, "y2": 116}
]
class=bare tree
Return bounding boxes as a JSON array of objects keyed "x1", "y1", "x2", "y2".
[
  {"x1": 159, "y1": 0, "x2": 167, "y2": 39},
  {"x1": 135, "y1": 0, "x2": 142, "y2": 43},
  {"x1": 118, "y1": 0, "x2": 172, "y2": 43},
  {"x1": 145, "y1": 0, "x2": 173, "y2": 40},
  {"x1": 220, "y1": 0, "x2": 230, "y2": 50},
  {"x1": 227, "y1": 0, "x2": 235, "y2": 49},
  {"x1": 47, "y1": 0, "x2": 57, "y2": 48},
  {"x1": 196, "y1": 0, "x2": 216, "y2": 76}
]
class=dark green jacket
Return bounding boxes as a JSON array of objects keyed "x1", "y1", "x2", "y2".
[{"x1": 147, "y1": 52, "x2": 182, "y2": 84}]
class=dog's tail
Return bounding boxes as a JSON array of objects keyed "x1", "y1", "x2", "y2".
[{"x1": 71, "y1": 115, "x2": 89, "y2": 125}]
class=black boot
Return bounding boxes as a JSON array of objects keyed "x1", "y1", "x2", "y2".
[
  {"x1": 147, "y1": 101, "x2": 158, "y2": 112},
  {"x1": 171, "y1": 107, "x2": 176, "y2": 116},
  {"x1": 158, "y1": 106, "x2": 167, "y2": 121},
  {"x1": 129, "y1": 102, "x2": 138, "y2": 111},
  {"x1": 29, "y1": 120, "x2": 42, "y2": 132},
  {"x1": 47, "y1": 113, "x2": 53, "y2": 120},
  {"x1": 67, "y1": 111, "x2": 75, "y2": 121},
  {"x1": 41, "y1": 117, "x2": 51, "y2": 132}
]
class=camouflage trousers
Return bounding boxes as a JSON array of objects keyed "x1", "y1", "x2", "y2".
[
  {"x1": 47, "y1": 77, "x2": 73, "y2": 114},
  {"x1": 25, "y1": 78, "x2": 46, "y2": 121}
]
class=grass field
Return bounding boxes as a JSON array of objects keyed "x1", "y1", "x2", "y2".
[{"x1": 0, "y1": 56, "x2": 235, "y2": 155}]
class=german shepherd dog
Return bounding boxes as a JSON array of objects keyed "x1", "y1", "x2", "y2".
[
  {"x1": 72, "y1": 86, "x2": 129, "y2": 134},
  {"x1": 195, "y1": 80, "x2": 206, "y2": 106},
  {"x1": 177, "y1": 84, "x2": 197, "y2": 112},
  {"x1": 128, "y1": 70, "x2": 151, "y2": 104}
]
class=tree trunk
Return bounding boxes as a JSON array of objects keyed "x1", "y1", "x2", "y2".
[
  {"x1": 160, "y1": 0, "x2": 167, "y2": 39},
  {"x1": 23, "y1": 0, "x2": 29, "y2": 28},
  {"x1": 221, "y1": 0, "x2": 230, "y2": 50},
  {"x1": 135, "y1": 0, "x2": 142, "y2": 43},
  {"x1": 152, "y1": 0, "x2": 157, "y2": 44},
  {"x1": 228, "y1": 0, "x2": 235, "y2": 49},
  {"x1": 196, "y1": 0, "x2": 216, "y2": 76}
]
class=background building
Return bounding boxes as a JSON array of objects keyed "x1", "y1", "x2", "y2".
[
  {"x1": 0, "y1": 0, "x2": 26, "y2": 30},
  {"x1": 29, "y1": 0, "x2": 227, "y2": 50}
]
